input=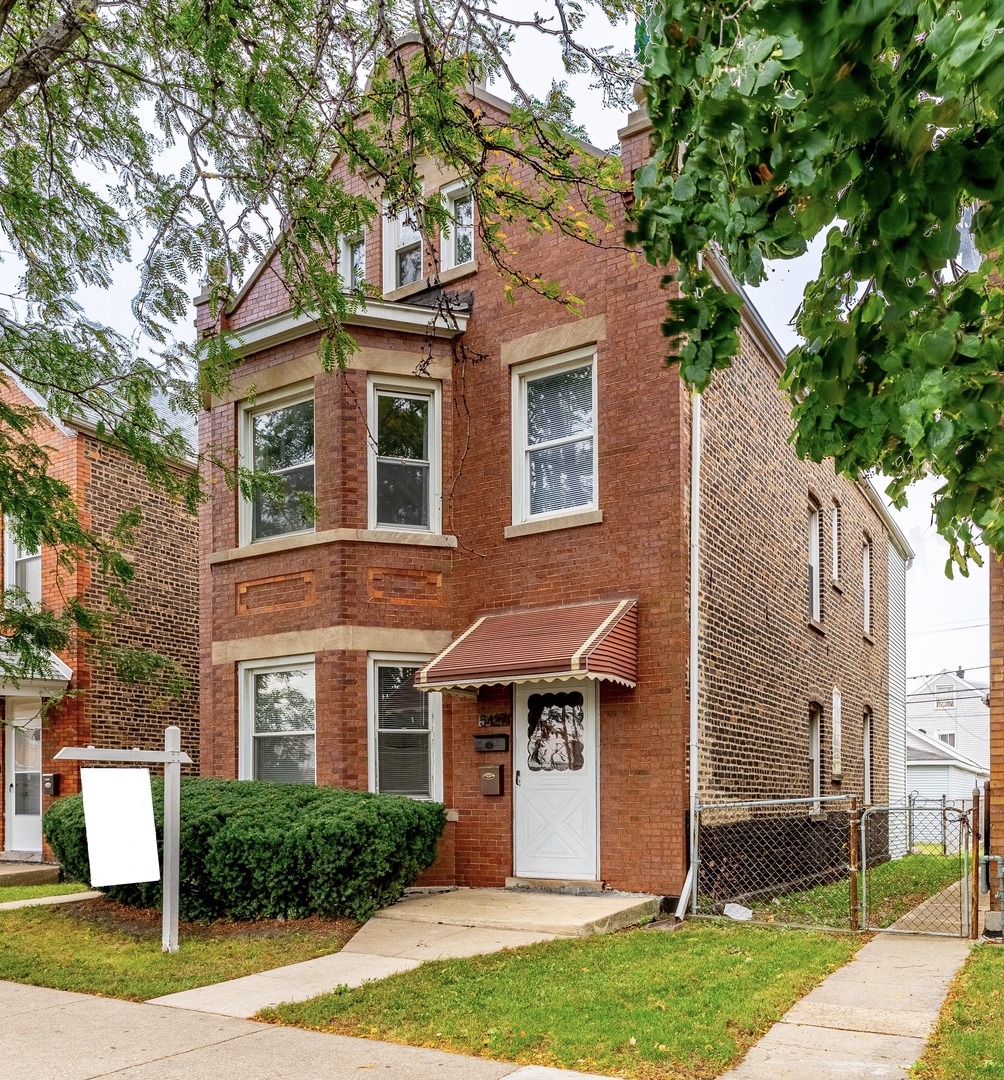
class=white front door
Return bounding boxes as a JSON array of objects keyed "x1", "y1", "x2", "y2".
[
  {"x1": 513, "y1": 681, "x2": 598, "y2": 880},
  {"x1": 5, "y1": 698, "x2": 43, "y2": 853}
]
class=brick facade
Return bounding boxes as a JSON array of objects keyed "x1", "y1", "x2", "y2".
[
  {"x1": 0, "y1": 389, "x2": 199, "y2": 859},
  {"x1": 198, "y1": 97, "x2": 898, "y2": 897}
]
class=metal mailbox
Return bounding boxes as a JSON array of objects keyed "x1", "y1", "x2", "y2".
[
  {"x1": 41, "y1": 773, "x2": 59, "y2": 798},
  {"x1": 479, "y1": 764, "x2": 504, "y2": 796},
  {"x1": 473, "y1": 733, "x2": 509, "y2": 753}
]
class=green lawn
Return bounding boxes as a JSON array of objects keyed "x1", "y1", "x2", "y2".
[
  {"x1": 748, "y1": 854, "x2": 966, "y2": 929},
  {"x1": 0, "y1": 896, "x2": 358, "y2": 1001},
  {"x1": 260, "y1": 922, "x2": 861, "y2": 1080},
  {"x1": 912, "y1": 944, "x2": 1004, "y2": 1079},
  {"x1": 0, "y1": 882, "x2": 91, "y2": 904}
]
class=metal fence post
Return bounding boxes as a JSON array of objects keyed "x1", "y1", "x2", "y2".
[
  {"x1": 971, "y1": 787, "x2": 981, "y2": 941},
  {"x1": 941, "y1": 794, "x2": 947, "y2": 856},
  {"x1": 908, "y1": 792, "x2": 915, "y2": 854},
  {"x1": 162, "y1": 726, "x2": 182, "y2": 953},
  {"x1": 859, "y1": 809, "x2": 869, "y2": 929},
  {"x1": 848, "y1": 797, "x2": 860, "y2": 931}
]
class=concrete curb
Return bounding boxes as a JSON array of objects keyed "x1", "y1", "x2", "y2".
[{"x1": 0, "y1": 890, "x2": 102, "y2": 911}]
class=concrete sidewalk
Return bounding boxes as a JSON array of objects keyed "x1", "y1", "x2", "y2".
[
  {"x1": 719, "y1": 933, "x2": 971, "y2": 1079},
  {"x1": 149, "y1": 887, "x2": 659, "y2": 1018},
  {"x1": 0, "y1": 980, "x2": 611, "y2": 1080}
]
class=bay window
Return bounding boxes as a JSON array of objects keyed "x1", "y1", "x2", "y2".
[{"x1": 239, "y1": 658, "x2": 316, "y2": 784}]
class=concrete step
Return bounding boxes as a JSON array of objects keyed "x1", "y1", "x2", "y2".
[
  {"x1": 0, "y1": 863, "x2": 60, "y2": 888},
  {"x1": 505, "y1": 877, "x2": 606, "y2": 896}
]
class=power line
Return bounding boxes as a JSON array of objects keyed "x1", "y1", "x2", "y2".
[{"x1": 907, "y1": 664, "x2": 990, "y2": 680}]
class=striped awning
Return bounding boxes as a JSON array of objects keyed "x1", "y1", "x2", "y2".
[{"x1": 416, "y1": 599, "x2": 638, "y2": 695}]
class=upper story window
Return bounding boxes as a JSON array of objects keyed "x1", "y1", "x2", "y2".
[
  {"x1": 512, "y1": 347, "x2": 597, "y2": 525},
  {"x1": 368, "y1": 655, "x2": 442, "y2": 801},
  {"x1": 368, "y1": 376, "x2": 441, "y2": 533},
  {"x1": 809, "y1": 703, "x2": 821, "y2": 812},
  {"x1": 935, "y1": 680, "x2": 955, "y2": 709},
  {"x1": 830, "y1": 500, "x2": 840, "y2": 583},
  {"x1": 441, "y1": 183, "x2": 474, "y2": 271},
  {"x1": 239, "y1": 657, "x2": 316, "y2": 784},
  {"x1": 383, "y1": 202, "x2": 423, "y2": 292},
  {"x1": 4, "y1": 526, "x2": 41, "y2": 605},
  {"x1": 938, "y1": 730, "x2": 957, "y2": 747},
  {"x1": 862, "y1": 537, "x2": 872, "y2": 634},
  {"x1": 339, "y1": 233, "x2": 366, "y2": 292},
  {"x1": 807, "y1": 501, "x2": 821, "y2": 622},
  {"x1": 240, "y1": 387, "x2": 315, "y2": 544}
]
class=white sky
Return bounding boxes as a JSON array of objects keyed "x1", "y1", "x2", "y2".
[{"x1": 22, "y1": 5, "x2": 988, "y2": 686}]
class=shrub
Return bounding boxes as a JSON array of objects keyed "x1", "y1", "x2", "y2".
[{"x1": 44, "y1": 777, "x2": 446, "y2": 921}]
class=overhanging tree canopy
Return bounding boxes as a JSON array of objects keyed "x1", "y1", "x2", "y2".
[
  {"x1": 0, "y1": 0, "x2": 638, "y2": 692},
  {"x1": 631, "y1": 0, "x2": 1004, "y2": 573}
]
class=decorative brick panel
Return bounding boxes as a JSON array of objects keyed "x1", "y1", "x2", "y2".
[
  {"x1": 367, "y1": 566, "x2": 442, "y2": 607},
  {"x1": 237, "y1": 571, "x2": 316, "y2": 615}
]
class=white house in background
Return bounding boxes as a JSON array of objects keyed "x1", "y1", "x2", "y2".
[
  {"x1": 907, "y1": 668, "x2": 989, "y2": 772},
  {"x1": 906, "y1": 727, "x2": 988, "y2": 803},
  {"x1": 887, "y1": 539, "x2": 911, "y2": 809}
]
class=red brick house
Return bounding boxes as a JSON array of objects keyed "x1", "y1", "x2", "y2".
[
  {"x1": 0, "y1": 381, "x2": 199, "y2": 860},
  {"x1": 197, "y1": 84, "x2": 911, "y2": 898}
]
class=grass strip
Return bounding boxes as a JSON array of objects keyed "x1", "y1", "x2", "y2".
[
  {"x1": 912, "y1": 944, "x2": 1004, "y2": 1079},
  {"x1": 261, "y1": 922, "x2": 860, "y2": 1080},
  {"x1": 749, "y1": 854, "x2": 966, "y2": 929},
  {"x1": 0, "y1": 897, "x2": 357, "y2": 1001},
  {"x1": 0, "y1": 882, "x2": 91, "y2": 904}
]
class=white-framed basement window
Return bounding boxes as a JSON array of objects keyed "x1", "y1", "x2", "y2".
[
  {"x1": 367, "y1": 375, "x2": 441, "y2": 533},
  {"x1": 238, "y1": 656, "x2": 316, "y2": 784},
  {"x1": 807, "y1": 501, "x2": 821, "y2": 622},
  {"x1": 440, "y1": 182, "x2": 474, "y2": 271},
  {"x1": 339, "y1": 232, "x2": 366, "y2": 292},
  {"x1": 512, "y1": 346, "x2": 597, "y2": 526},
  {"x1": 3, "y1": 524, "x2": 41, "y2": 605},
  {"x1": 367, "y1": 654, "x2": 442, "y2": 801},
  {"x1": 239, "y1": 385, "x2": 315, "y2": 545},
  {"x1": 382, "y1": 199, "x2": 424, "y2": 292}
]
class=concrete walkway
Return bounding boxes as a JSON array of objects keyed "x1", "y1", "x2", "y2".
[
  {"x1": 719, "y1": 933, "x2": 972, "y2": 1079},
  {"x1": 0, "y1": 861, "x2": 59, "y2": 887},
  {"x1": 149, "y1": 887, "x2": 659, "y2": 1018},
  {"x1": 0, "y1": 980, "x2": 611, "y2": 1080}
]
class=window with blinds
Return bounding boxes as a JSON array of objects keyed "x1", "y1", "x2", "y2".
[
  {"x1": 374, "y1": 664, "x2": 432, "y2": 797},
  {"x1": 245, "y1": 663, "x2": 316, "y2": 784},
  {"x1": 5, "y1": 525, "x2": 41, "y2": 606},
  {"x1": 514, "y1": 349, "x2": 597, "y2": 523}
]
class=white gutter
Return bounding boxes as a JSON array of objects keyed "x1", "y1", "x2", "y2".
[{"x1": 687, "y1": 389, "x2": 702, "y2": 916}]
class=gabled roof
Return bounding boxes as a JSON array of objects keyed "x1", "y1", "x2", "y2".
[{"x1": 906, "y1": 728, "x2": 987, "y2": 774}]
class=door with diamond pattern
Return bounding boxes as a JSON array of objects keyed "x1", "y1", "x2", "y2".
[{"x1": 513, "y1": 680, "x2": 598, "y2": 880}]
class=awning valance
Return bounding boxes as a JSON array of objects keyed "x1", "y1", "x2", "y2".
[{"x1": 416, "y1": 599, "x2": 638, "y2": 695}]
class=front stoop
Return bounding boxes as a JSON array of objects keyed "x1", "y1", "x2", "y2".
[
  {"x1": 0, "y1": 862, "x2": 60, "y2": 887},
  {"x1": 505, "y1": 877, "x2": 606, "y2": 896},
  {"x1": 375, "y1": 887, "x2": 660, "y2": 937}
]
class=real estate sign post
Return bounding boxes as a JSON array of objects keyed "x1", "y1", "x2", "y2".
[{"x1": 54, "y1": 726, "x2": 192, "y2": 952}]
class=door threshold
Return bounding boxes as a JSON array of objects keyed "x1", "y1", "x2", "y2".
[{"x1": 506, "y1": 876, "x2": 606, "y2": 896}]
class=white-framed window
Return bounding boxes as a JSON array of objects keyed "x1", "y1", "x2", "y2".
[
  {"x1": 367, "y1": 654, "x2": 442, "y2": 801},
  {"x1": 863, "y1": 708, "x2": 872, "y2": 804},
  {"x1": 3, "y1": 524, "x2": 41, "y2": 605},
  {"x1": 935, "y1": 679, "x2": 955, "y2": 709},
  {"x1": 831, "y1": 685, "x2": 842, "y2": 779},
  {"x1": 809, "y1": 703, "x2": 821, "y2": 812},
  {"x1": 862, "y1": 537, "x2": 872, "y2": 634},
  {"x1": 367, "y1": 375, "x2": 441, "y2": 533},
  {"x1": 440, "y1": 182, "x2": 474, "y2": 271},
  {"x1": 238, "y1": 656, "x2": 316, "y2": 784},
  {"x1": 512, "y1": 346, "x2": 597, "y2": 525},
  {"x1": 808, "y1": 502, "x2": 821, "y2": 622},
  {"x1": 830, "y1": 501, "x2": 840, "y2": 582},
  {"x1": 239, "y1": 385, "x2": 315, "y2": 545},
  {"x1": 339, "y1": 233, "x2": 366, "y2": 292},
  {"x1": 382, "y1": 199, "x2": 424, "y2": 292},
  {"x1": 938, "y1": 730, "x2": 957, "y2": 747}
]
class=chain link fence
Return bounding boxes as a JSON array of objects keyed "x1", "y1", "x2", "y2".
[{"x1": 694, "y1": 795, "x2": 976, "y2": 935}]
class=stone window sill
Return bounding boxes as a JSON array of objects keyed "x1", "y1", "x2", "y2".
[
  {"x1": 807, "y1": 618, "x2": 825, "y2": 636},
  {"x1": 210, "y1": 528, "x2": 458, "y2": 564},
  {"x1": 862, "y1": 632, "x2": 876, "y2": 646},
  {"x1": 438, "y1": 262, "x2": 477, "y2": 285},
  {"x1": 383, "y1": 278, "x2": 431, "y2": 303},
  {"x1": 831, "y1": 580, "x2": 844, "y2": 595},
  {"x1": 504, "y1": 508, "x2": 603, "y2": 539}
]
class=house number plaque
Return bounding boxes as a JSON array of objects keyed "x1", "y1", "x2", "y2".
[{"x1": 478, "y1": 712, "x2": 511, "y2": 728}]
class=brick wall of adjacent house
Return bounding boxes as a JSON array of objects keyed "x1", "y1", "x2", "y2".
[
  {"x1": 989, "y1": 555, "x2": 1002, "y2": 909},
  {"x1": 698, "y1": 325, "x2": 891, "y2": 807},
  {"x1": 197, "y1": 100, "x2": 895, "y2": 896},
  {"x1": 80, "y1": 435, "x2": 200, "y2": 769}
]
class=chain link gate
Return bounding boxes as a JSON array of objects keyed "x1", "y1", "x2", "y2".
[
  {"x1": 693, "y1": 795, "x2": 977, "y2": 936},
  {"x1": 861, "y1": 802, "x2": 973, "y2": 936}
]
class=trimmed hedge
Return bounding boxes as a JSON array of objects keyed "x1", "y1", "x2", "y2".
[{"x1": 43, "y1": 777, "x2": 446, "y2": 922}]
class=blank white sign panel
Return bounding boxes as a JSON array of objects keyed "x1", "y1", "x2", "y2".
[{"x1": 80, "y1": 768, "x2": 161, "y2": 887}]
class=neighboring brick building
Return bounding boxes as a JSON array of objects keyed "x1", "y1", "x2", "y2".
[
  {"x1": 0, "y1": 382, "x2": 199, "y2": 859},
  {"x1": 197, "y1": 77, "x2": 911, "y2": 898}
]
